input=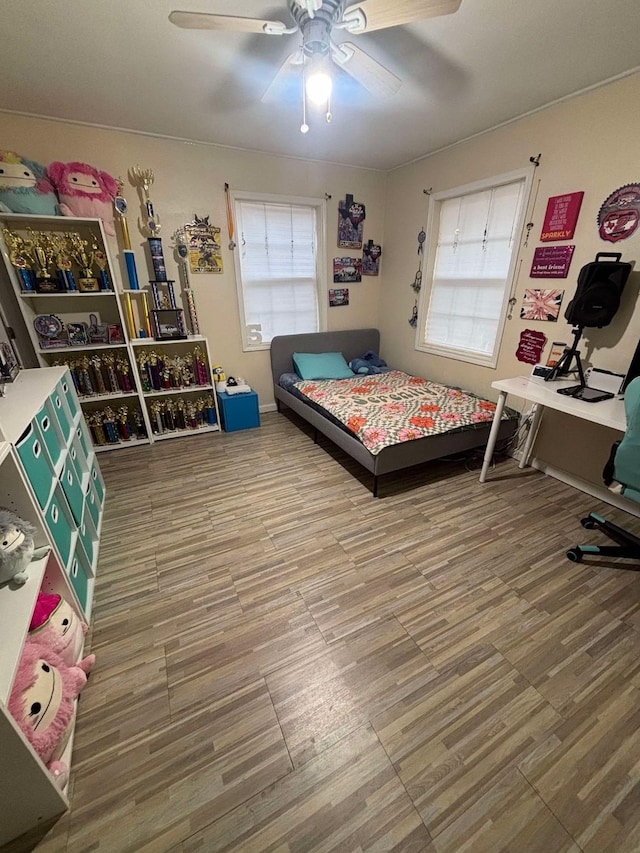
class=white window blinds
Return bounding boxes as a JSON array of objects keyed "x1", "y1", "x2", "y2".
[
  {"x1": 423, "y1": 177, "x2": 526, "y2": 361},
  {"x1": 235, "y1": 199, "x2": 321, "y2": 348}
]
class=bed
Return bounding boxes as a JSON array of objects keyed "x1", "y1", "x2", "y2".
[{"x1": 270, "y1": 328, "x2": 518, "y2": 496}]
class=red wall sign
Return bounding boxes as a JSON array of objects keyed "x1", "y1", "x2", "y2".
[
  {"x1": 516, "y1": 329, "x2": 547, "y2": 365},
  {"x1": 540, "y1": 192, "x2": 584, "y2": 242}
]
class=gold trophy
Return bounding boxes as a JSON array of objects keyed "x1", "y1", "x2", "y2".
[
  {"x1": 130, "y1": 166, "x2": 161, "y2": 236},
  {"x1": 28, "y1": 230, "x2": 60, "y2": 293},
  {"x1": 2, "y1": 228, "x2": 37, "y2": 292},
  {"x1": 68, "y1": 233, "x2": 99, "y2": 292}
]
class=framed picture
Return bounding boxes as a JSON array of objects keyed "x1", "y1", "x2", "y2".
[
  {"x1": 66, "y1": 322, "x2": 89, "y2": 346},
  {"x1": 329, "y1": 288, "x2": 349, "y2": 307},
  {"x1": 108, "y1": 324, "x2": 125, "y2": 344},
  {"x1": 333, "y1": 257, "x2": 362, "y2": 283}
]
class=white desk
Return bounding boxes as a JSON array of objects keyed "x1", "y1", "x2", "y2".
[{"x1": 479, "y1": 375, "x2": 626, "y2": 483}]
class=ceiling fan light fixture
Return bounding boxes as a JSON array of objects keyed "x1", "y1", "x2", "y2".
[{"x1": 306, "y1": 70, "x2": 332, "y2": 105}]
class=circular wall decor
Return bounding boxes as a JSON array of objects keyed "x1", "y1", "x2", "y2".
[{"x1": 598, "y1": 183, "x2": 640, "y2": 243}]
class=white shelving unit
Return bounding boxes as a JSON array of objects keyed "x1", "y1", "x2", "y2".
[
  {"x1": 0, "y1": 367, "x2": 104, "y2": 845},
  {"x1": 0, "y1": 213, "x2": 221, "y2": 449}
]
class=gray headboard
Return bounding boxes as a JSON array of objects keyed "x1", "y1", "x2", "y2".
[{"x1": 270, "y1": 328, "x2": 381, "y2": 385}]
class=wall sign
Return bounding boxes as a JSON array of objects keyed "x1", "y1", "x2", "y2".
[
  {"x1": 338, "y1": 194, "x2": 366, "y2": 249},
  {"x1": 540, "y1": 191, "x2": 584, "y2": 241},
  {"x1": 516, "y1": 329, "x2": 547, "y2": 364},
  {"x1": 362, "y1": 239, "x2": 382, "y2": 276},
  {"x1": 597, "y1": 183, "x2": 640, "y2": 243},
  {"x1": 333, "y1": 257, "x2": 362, "y2": 283},
  {"x1": 329, "y1": 288, "x2": 349, "y2": 307},
  {"x1": 530, "y1": 245, "x2": 575, "y2": 278}
]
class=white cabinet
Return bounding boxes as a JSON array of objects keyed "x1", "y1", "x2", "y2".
[
  {"x1": 0, "y1": 213, "x2": 221, "y2": 449},
  {"x1": 0, "y1": 367, "x2": 103, "y2": 845}
]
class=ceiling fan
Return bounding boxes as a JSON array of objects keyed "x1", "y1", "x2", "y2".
[{"x1": 169, "y1": 0, "x2": 462, "y2": 130}]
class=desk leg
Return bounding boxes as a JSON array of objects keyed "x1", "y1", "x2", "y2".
[
  {"x1": 479, "y1": 391, "x2": 507, "y2": 483},
  {"x1": 518, "y1": 403, "x2": 544, "y2": 469}
]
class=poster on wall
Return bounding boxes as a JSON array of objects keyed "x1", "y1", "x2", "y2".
[
  {"x1": 329, "y1": 288, "x2": 349, "y2": 307},
  {"x1": 337, "y1": 194, "x2": 366, "y2": 249},
  {"x1": 516, "y1": 329, "x2": 547, "y2": 364},
  {"x1": 540, "y1": 191, "x2": 584, "y2": 241},
  {"x1": 183, "y1": 215, "x2": 223, "y2": 274},
  {"x1": 362, "y1": 239, "x2": 382, "y2": 276},
  {"x1": 333, "y1": 257, "x2": 362, "y2": 283},
  {"x1": 597, "y1": 183, "x2": 640, "y2": 243},
  {"x1": 520, "y1": 288, "x2": 564, "y2": 322},
  {"x1": 530, "y1": 245, "x2": 575, "y2": 278}
]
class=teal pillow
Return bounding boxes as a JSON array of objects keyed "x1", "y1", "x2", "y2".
[{"x1": 293, "y1": 351, "x2": 355, "y2": 380}]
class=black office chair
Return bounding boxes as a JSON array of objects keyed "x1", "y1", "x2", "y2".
[{"x1": 567, "y1": 376, "x2": 640, "y2": 564}]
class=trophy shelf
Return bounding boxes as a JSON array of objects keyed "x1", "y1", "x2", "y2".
[
  {"x1": 37, "y1": 342, "x2": 126, "y2": 354},
  {"x1": 129, "y1": 333, "x2": 208, "y2": 347},
  {"x1": 143, "y1": 385, "x2": 213, "y2": 397},
  {"x1": 153, "y1": 424, "x2": 219, "y2": 442},
  {"x1": 19, "y1": 292, "x2": 116, "y2": 298}
]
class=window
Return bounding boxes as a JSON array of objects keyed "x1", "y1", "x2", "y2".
[
  {"x1": 233, "y1": 192, "x2": 326, "y2": 351},
  {"x1": 416, "y1": 168, "x2": 532, "y2": 367}
]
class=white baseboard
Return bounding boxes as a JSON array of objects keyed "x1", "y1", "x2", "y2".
[
  {"x1": 260, "y1": 403, "x2": 277, "y2": 413},
  {"x1": 529, "y1": 457, "x2": 640, "y2": 518}
]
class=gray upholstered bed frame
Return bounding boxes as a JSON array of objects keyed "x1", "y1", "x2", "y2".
[{"x1": 270, "y1": 328, "x2": 516, "y2": 496}]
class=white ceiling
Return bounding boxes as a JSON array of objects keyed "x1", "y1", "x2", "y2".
[{"x1": 1, "y1": 0, "x2": 639, "y2": 171}]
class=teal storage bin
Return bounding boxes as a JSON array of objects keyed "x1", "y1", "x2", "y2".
[
  {"x1": 51, "y1": 386, "x2": 72, "y2": 442},
  {"x1": 68, "y1": 437, "x2": 88, "y2": 478},
  {"x1": 69, "y1": 543, "x2": 90, "y2": 612},
  {"x1": 90, "y1": 461, "x2": 105, "y2": 505},
  {"x1": 60, "y1": 457, "x2": 84, "y2": 526},
  {"x1": 217, "y1": 390, "x2": 261, "y2": 432},
  {"x1": 75, "y1": 421, "x2": 92, "y2": 460},
  {"x1": 85, "y1": 481, "x2": 102, "y2": 533},
  {"x1": 60, "y1": 372, "x2": 81, "y2": 421},
  {"x1": 45, "y1": 485, "x2": 75, "y2": 569},
  {"x1": 33, "y1": 401, "x2": 64, "y2": 471},
  {"x1": 16, "y1": 421, "x2": 56, "y2": 510},
  {"x1": 78, "y1": 513, "x2": 96, "y2": 570}
]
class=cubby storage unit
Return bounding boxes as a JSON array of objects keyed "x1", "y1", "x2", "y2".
[
  {"x1": 0, "y1": 367, "x2": 103, "y2": 845},
  {"x1": 0, "y1": 213, "x2": 221, "y2": 450}
]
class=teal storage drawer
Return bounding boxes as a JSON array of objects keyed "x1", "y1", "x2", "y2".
[
  {"x1": 45, "y1": 485, "x2": 75, "y2": 568},
  {"x1": 68, "y1": 437, "x2": 88, "y2": 478},
  {"x1": 69, "y1": 543, "x2": 90, "y2": 612},
  {"x1": 15, "y1": 422, "x2": 55, "y2": 509},
  {"x1": 60, "y1": 372, "x2": 81, "y2": 421},
  {"x1": 60, "y1": 457, "x2": 84, "y2": 525},
  {"x1": 51, "y1": 385, "x2": 72, "y2": 441},
  {"x1": 217, "y1": 390, "x2": 260, "y2": 432},
  {"x1": 75, "y1": 421, "x2": 92, "y2": 460},
  {"x1": 85, "y1": 481, "x2": 102, "y2": 533},
  {"x1": 78, "y1": 513, "x2": 96, "y2": 570},
  {"x1": 33, "y1": 401, "x2": 64, "y2": 470},
  {"x1": 90, "y1": 461, "x2": 105, "y2": 504}
]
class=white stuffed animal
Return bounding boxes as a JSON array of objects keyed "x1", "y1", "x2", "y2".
[{"x1": 0, "y1": 509, "x2": 50, "y2": 586}]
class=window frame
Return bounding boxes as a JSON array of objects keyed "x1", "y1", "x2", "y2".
[
  {"x1": 415, "y1": 167, "x2": 534, "y2": 368},
  {"x1": 232, "y1": 190, "x2": 327, "y2": 352}
]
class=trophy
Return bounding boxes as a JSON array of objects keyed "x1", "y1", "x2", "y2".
[
  {"x1": 68, "y1": 233, "x2": 99, "y2": 292},
  {"x1": 29, "y1": 230, "x2": 62, "y2": 293},
  {"x1": 173, "y1": 228, "x2": 200, "y2": 334},
  {"x1": 130, "y1": 166, "x2": 161, "y2": 236},
  {"x1": 3, "y1": 228, "x2": 36, "y2": 292},
  {"x1": 91, "y1": 235, "x2": 112, "y2": 291},
  {"x1": 114, "y1": 178, "x2": 140, "y2": 290},
  {"x1": 54, "y1": 236, "x2": 78, "y2": 292}
]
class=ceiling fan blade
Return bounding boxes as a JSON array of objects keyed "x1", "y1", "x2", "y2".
[
  {"x1": 261, "y1": 48, "x2": 305, "y2": 103},
  {"x1": 332, "y1": 42, "x2": 401, "y2": 97},
  {"x1": 169, "y1": 10, "x2": 284, "y2": 34},
  {"x1": 343, "y1": 0, "x2": 461, "y2": 33}
]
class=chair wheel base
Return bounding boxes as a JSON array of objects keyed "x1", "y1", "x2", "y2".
[
  {"x1": 581, "y1": 517, "x2": 597, "y2": 530},
  {"x1": 566, "y1": 548, "x2": 583, "y2": 563}
]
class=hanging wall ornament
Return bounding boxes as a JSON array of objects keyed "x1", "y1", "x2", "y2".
[
  {"x1": 597, "y1": 183, "x2": 640, "y2": 243},
  {"x1": 338, "y1": 194, "x2": 366, "y2": 249},
  {"x1": 362, "y1": 239, "x2": 382, "y2": 276},
  {"x1": 408, "y1": 227, "x2": 424, "y2": 324}
]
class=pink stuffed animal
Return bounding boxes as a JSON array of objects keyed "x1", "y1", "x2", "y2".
[
  {"x1": 49, "y1": 161, "x2": 118, "y2": 236},
  {"x1": 29, "y1": 591, "x2": 87, "y2": 666},
  {"x1": 9, "y1": 637, "x2": 94, "y2": 787}
]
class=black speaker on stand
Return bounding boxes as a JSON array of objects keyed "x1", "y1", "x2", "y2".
[{"x1": 545, "y1": 252, "x2": 634, "y2": 401}]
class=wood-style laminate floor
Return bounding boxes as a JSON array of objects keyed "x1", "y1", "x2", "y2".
[{"x1": 7, "y1": 410, "x2": 640, "y2": 853}]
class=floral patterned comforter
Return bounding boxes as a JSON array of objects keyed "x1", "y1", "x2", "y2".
[{"x1": 294, "y1": 370, "x2": 517, "y2": 456}]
